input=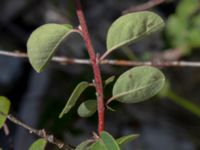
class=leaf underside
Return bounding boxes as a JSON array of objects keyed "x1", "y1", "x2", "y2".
[
  {"x1": 112, "y1": 66, "x2": 165, "y2": 103},
  {"x1": 106, "y1": 11, "x2": 164, "y2": 52},
  {"x1": 27, "y1": 23, "x2": 74, "y2": 72}
]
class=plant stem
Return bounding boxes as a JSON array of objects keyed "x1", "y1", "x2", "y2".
[
  {"x1": 74, "y1": 0, "x2": 105, "y2": 134},
  {"x1": 167, "y1": 91, "x2": 200, "y2": 118},
  {"x1": 0, "y1": 112, "x2": 74, "y2": 150}
]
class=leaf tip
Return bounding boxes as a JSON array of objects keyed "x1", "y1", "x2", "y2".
[{"x1": 59, "y1": 111, "x2": 64, "y2": 119}]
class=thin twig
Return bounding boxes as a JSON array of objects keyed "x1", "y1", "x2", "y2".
[
  {"x1": 1, "y1": 50, "x2": 200, "y2": 67},
  {"x1": 3, "y1": 123, "x2": 14, "y2": 150},
  {"x1": 101, "y1": 59, "x2": 200, "y2": 67},
  {"x1": 0, "y1": 50, "x2": 91, "y2": 64},
  {"x1": 0, "y1": 50, "x2": 27, "y2": 58},
  {"x1": 123, "y1": 0, "x2": 165, "y2": 14},
  {"x1": 0, "y1": 112, "x2": 74, "y2": 150},
  {"x1": 3, "y1": 123, "x2": 10, "y2": 136}
]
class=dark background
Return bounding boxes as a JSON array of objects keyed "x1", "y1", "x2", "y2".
[{"x1": 0, "y1": 0, "x2": 200, "y2": 150}]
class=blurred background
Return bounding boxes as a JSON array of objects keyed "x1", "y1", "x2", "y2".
[{"x1": 0, "y1": 0, "x2": 200, "y2": 149}]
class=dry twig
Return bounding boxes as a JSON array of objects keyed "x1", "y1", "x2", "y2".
[
  {"x1": 1, "y1": 50, "x2": 200, "y2": 67},
  {"x1": 0, "y1": 111, "x2": 74, "y2": 150}
]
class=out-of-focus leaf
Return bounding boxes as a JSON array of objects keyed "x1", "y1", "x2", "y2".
[
  {"x1": 29, "y1": 138, "x2": 47, "y2": 150},
  {"x1": 165, "y1": 0, "x2": 200, "y2": 56},
  {"x1": 111, "y1": 66, "x2": 165, "y2": 103},
  {"x1": 176, "y1": 0, "x2": 199, "y2": 20},
  {"x1": 27, "y1": 23, "x2": 74, "y2": 72},
  {"x1": 59, "y1": 81, "x2": 90, "y2": 118},
  {"x1": 77, "y1": 100, "x2": 97, "y2": 117},
  {"x1": 166, "y1": 15, "x2": 190, "y2": 54},
  {"x1": 191, "y1": 15, "x2": 200, "y2": 27},
  {"x1": 188, "y1": 29, "x2": 200, "y2": 48},
  {"x1": 0, "y1": 96, "x2": 11, "y2": 129},
  {"x1": 106, "y1": 11, "x2": 164, "y2": 53}
]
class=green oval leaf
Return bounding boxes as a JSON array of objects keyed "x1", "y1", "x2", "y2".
[
  {"x1": 75, "y1": 140, "x2": 93, "y2": 150},
  {"x1": 100, "y1": 131, "x2": 120, "y2": 150},
  {"x1": 29, "y1": 138, "x2": 47, "y2": 150},
  {"x1": 116, "y1": 134, "x2": 139, "y2": 148},
  {"x1": 0, "y1": 96, "x2": 11, "y2": 129},
  {"x1": 77, "y1": 100, "x2": 97, "y2": 118},
  {"x1": 91, "y1": 140, "x2": 106, "y2": 150},
  {"x1": 106, "y1": 11, "x2": 164, "y2": 52},
  {"x1": 59, "y1": 81, "x2": 90, "y2": 118},
  {"x1": 27, "y1": 23, "x2": 74, "y2": 72},
  {"x1": 111, "y1": 66, "x2": 165, "y2": 103}
]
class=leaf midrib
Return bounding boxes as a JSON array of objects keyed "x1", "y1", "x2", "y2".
[
  {"x1": 112, "y1": 78, "x2": 164, "y2": 101},
  {"x1": 107, "y1": 21, "x2": 164, "y2": 52},
  {"x1": 39, "y1": 28, "x2": 75, "y2": 72}
]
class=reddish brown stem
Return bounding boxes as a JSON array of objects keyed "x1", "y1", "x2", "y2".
[{"x1": 74, "y1": 0, "x2": 105, "y2": 134}]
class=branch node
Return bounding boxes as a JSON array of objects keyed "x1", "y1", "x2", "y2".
[{"x1": 47, "y1": 135, "x2": 54, "y2": 142}]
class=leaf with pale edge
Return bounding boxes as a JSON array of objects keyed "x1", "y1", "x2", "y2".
[
  {"x1": 29, "y1": 138, "x2": 47, "y2": 150},
  {"x1": 111, "y1": 66, "x2": 165, "y2": 103},
  {"x1": 27, "y1": 24, "x2": 74, "y2": 72},
  {"x1": 116, "y1": 134, "x2": 139, "y2": 148},
  {"x1": 0, "y1": 96, "x2": 11, "y2": 129},
  {"x1": 100, "y1": 131, "x2": 120, "y2": 150},
  {"x1": 75, "y1": 140, "x2": 92, "y2": 150},
  {"x1": 59, "y1": 81, "x2": 90, "y2": 118},
  {"x1": 77, "y1": 100, "x2": 97, "y2": 118},
  {"x1": 106, "y1": 11, "x2": 164, "y2": 53}
]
